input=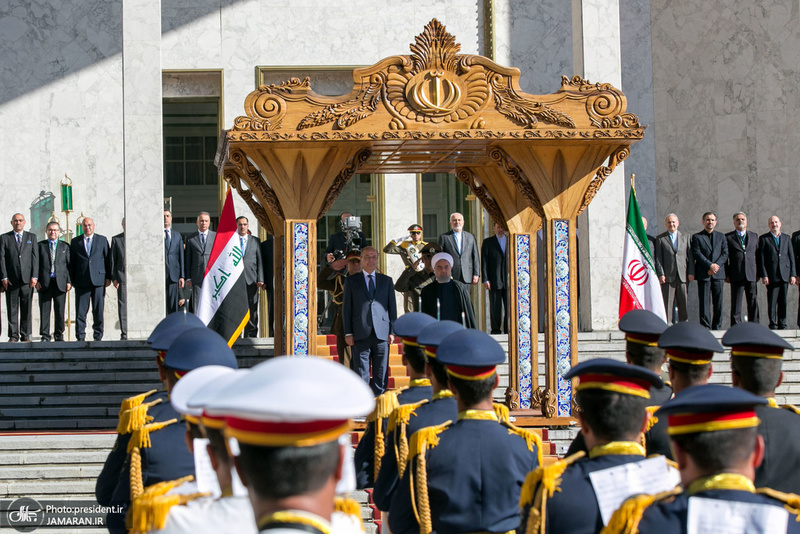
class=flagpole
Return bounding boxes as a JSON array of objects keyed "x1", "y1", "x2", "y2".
[{"x1": 630, "y1": 173, "x2": 635, "y2": 193}]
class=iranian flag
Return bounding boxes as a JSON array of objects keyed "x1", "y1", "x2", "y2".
[
  {"x1": 197, "y1": 187, "x2": 250, "y2": 346},
  {"x1": 619, "y1": 187, "x2": 668, "y2": 322}
]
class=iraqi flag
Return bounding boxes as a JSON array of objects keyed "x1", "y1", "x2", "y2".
[
  {"x1": 197, "y1": 188, "x2": 250, "y2": 346},
  {"x1": 619, "y1": 187, "x2": 668, "y2": 322}
]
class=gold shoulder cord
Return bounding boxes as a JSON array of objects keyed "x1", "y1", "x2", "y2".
[
  {"x1": 601, "y1": 487, "x2": 682, "y2": 534},
  {"x1": 519, "y1": 451, "x2": 585, "y2": 534},
  {"x1": 408, "y1": 422, "x2": 451, "y2": 534}
]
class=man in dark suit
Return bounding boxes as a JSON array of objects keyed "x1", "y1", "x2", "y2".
[
  {"x1": 481, "y1": 221, "x2": 508, "y2": 334},
  {"x1": 438, "y1": 212, "x2": 480, "y2": 287},
  {"x1": 691, "y1": 211, "x2": 728, "y2": 329},
  {"x1": 655, "y1": 213, "x2": 694, "y2": 323},
  {"x1": 343, "y1": 246, "x2": 396, "y2": 396},
  {"x1": 163, "y1": 210, "x2": 184, "y2": 314},
  {"x1": 110, "y1": 219, "x2": 126, "y2": 340},
  {"x1": 726, "y1": 211, "x2": 760, "y2": 325},
  {"x1": 70, "y1": 217, "x2": 111, "y2": 341},
  {"x1": 0, "y1": 213, "x2": 38, "y2": 342},
  {"x1": 184, "y1": 211, "x2": 215, "y2": 313},
  {"x1": 758, "y1": 215, "x2": 796, "y2": 330},
  {"x1": 794, "y1": 228, "x2": 800, "y2": 329},
  {"x1": 260, "y1": 235, "x2": 274, "y2": 337},
  {"x1": 236, "y1": 216, "x2": 264, "y2": 337},
  {"x1": 36, "y1": 221, "x2": 70, "y2": 342}
]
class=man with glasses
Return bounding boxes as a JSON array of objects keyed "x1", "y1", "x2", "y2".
[
  {"x1": 0, "y1": 213, "x2": 38, "y2": 342},
  {"x1": 384, "y1": 223, "x2": 427, "y2": 311},
  {"x1": 36, "y1": 222, "x2": 70, "y2": 342}
]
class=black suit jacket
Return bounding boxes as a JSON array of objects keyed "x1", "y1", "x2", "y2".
[
  {"x1": 184, "y1": 230, "x2": 216, "y2": 286},
  {"x1": 238, "y1": 234, "x2": 263, "y2": 286},
  {"x1": 481, "y1": 234, "x2": 507, "y2": 289},
  {"x1": 37, "y1": 239, "x2": 70, "y2": 292},
  {"x1": 691, "y1": 230, "x2": 728, "y2": 280},
  {"x1": 792, "y1": 230, "x2": 800, "y2": 281},
  {"x1": 111, "y1": 233, "x2": 125, "y2": 284},
  {"x1": 438, "y1": 230, "x2": 479, "y2": 284},
  {"x1": 0, "y1": 230, "x2": 38, "y2": 285},
  {"x1": 725, "y1": 230, "x2": 758, "y2": 283},
  {"x1": 164, "y1": 228, "x2": 184, "y2": 283},
  {"x1": 342, "y1": 271, "x2": 396, "y2": 341},
  {"x1": 758, "y1": 232, "x2": 796, "y2": 282},
  {"x1": 261, "y1": 237, "x2": 273, "y2": 292},
  {"x1": 70, "y1": 234, "x2": 111, "y2": 288}
]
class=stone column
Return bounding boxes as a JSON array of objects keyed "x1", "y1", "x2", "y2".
[
  {"x1": 122, "y1": 0, "x2": 166, "y2": 339},
  {"x1": 574, "y1": 0, "x2": 626, "y2": 330},
  {"x1": 382, "y1": 174, "x2": 419, "y2": 314}
]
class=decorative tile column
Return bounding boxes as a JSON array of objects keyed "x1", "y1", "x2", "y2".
[
  {"x1": 284, "y1": 220, "x2": 316, "y2": 356},
  {"x1": 514, "y1": 233, "x2": 533, "y2": 408}
]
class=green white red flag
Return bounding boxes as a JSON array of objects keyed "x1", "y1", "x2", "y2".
[
  {"x1": 197, "y1": 187, "x2": 249, "y2": 346},
  {"x1": 619, "y1": 187, "x2": 668, "y2": 322}
]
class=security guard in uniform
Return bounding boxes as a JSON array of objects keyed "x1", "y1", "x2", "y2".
[
  {"x1": 373, "y1": 320, "x2": 463, "y2": 513},
  {"x1": 202, "y1": 356, "x2": 375, "y2": 534},
  {"x1": 520, "y1": 358, "x2": 674, "y2": 533},
  {"x1": 567, "y1": 309, "x2": 672, "y2": 458},
  {"x1": 723, "y1": 321, "x2": 800, "y2": 494},
  {"x1": 354, "y1": 312, "x2": 435, "y2": 488},
  {"x1": 390, "y1": 330, "x2": 541, "y2": 534},
  {"x1": 605, "y1": 384, "x2": 800, "y2": 534},
  {"x1": 394, "y1": 242, "x2": 441, "y2": 312}
]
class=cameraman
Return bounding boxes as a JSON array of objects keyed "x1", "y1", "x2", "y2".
[
  {"x1": 325, "y1": 211, "x2": 367, "y2": 264},
  {"x1": 318, "y1": 250, "x2": 362, "y2": 369}
]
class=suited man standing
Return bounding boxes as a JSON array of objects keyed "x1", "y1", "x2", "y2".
[
  {"x1": 343, "y1": 246, "x2": 397, "y2": 396},
  {"x1": 655, "y1": 213, "x2": 694, "y2": 323},
  {"x1": 236, "y1": 216, "x2": 264, "y2": 337},
  {"x1": 37, "y1": 222, "x2": 70, "y2": 341},
  {"x1": 481, "y1": 221, "x2": 508, "y2": 334},
  {"x1": 110, "y1": 219, "x2": 126, "y2": 340},
  {"x1": 758, "y1": 215, "x2": 796, "y2": 330},
  {"x1": 793, "y1": 228, "x2": 800, "y2": 329},
  {"x1": 163, "y1": 210, "x2": 184, "y2": 314},
  {"x1": 0, "y1": 213, "x2": 38, "y2": 342},
  {"x1": 260, "y1": 235, "x2": 274, "y2": 337},
  {"x1": 725, "y1": 212, "x2": 759, "y2": 325},
  {"x1": 184, "y1": 211, "x2": 215, "y2": 312},
  {"x1": 438, "y1": 212, "x2": 480, "y2": 286},
  {"x1": 70, "y1": 217, "x2": 111, "y2": 341},
  {"x1": 691, "y1": 211, "x2": 728, "y2": 329}
]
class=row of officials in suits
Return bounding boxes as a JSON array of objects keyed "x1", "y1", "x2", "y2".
[
  {"x1": 651, "y1": 210, "x2": 800, "y2": 331},
  {"x1": 0, "y1": 210, "x2": 273, "y2": 343}
]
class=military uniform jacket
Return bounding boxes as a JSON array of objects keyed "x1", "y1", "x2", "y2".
[
  {"x1": 372, "y1": 394, "x2": 458, "y2": 511},
  {"x1": 755, "y1": 402, "x2": 800, "y2": 494},
  {"x1": 153, "y1": 495, "x2": 257, "y2": 534},
  {"x1": 354, "y1": 383, "x2": 432, "y2": 488},
  {"x1": 389, "y1": 415, "x2": 540, "y2": 534}
]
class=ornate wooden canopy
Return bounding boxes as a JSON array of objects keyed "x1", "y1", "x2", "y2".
[{"x1": 216, "y1": 19, "x2": 642, "y2": 421}]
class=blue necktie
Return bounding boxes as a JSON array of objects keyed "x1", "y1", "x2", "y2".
[
  {"x1": 368, "y1": 274, "x2": 376, "y2": 300},
  {"x1": 240, "y1": 236, "x2": 245, "y2": 254},
  {"x1": 86, "y1": 237, "x2": 92, "y2": 255}
]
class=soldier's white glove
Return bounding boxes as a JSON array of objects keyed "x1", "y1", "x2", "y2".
[{"x1": 394, "y1": 233, "x2": 411, "y2": 243}]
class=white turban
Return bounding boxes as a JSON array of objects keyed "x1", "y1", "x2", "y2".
[{"x1": 431, "y1": 252, "x2": 454, "y2": 269}]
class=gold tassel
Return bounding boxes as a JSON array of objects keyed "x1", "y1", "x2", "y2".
[
  {"x1": 757, "y1": 487, "x2": 800, "y2": 521},
  {"x1": 371, "y1": 392, "x2": 399, "y2": 480},
  {"x1": 506, "y1": 424, "x2": 543, "y2": 467},
  {"x1": 119, "y1": 389, "x2": 157, "y2": 415},
  {"x1": 127, "y1": 419, "x2": 178, "y2": 453},
  {"x1": 519, "y1": 451, "x2": 585, "y2": 534},
  {"x1": 116, "y1": 398, "x2": 162, "y2": 435},
  {"x1": 390, "y1": 402, "x2": 424, "y2": 479},
  {"x1": 493, "y1": 403, "x2": 510, "y2": 424},
  {"x1": 130, "y1": 480, "x2": 206, "y2": 534},
  {"x1": 407, "y1": 423, "x2": 450, "y2": 534},
  {"x1": 601, "y1": 488, "x2": 682, "y2": 534},
  {"x1": 334, "y1": 497, "x2": 364, "y2": 531}
]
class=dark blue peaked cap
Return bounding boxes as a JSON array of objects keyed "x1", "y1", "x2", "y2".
[
  {"x1": 655, "y1": 384, "x2": 767, "y2": 435},
  {"x1": 437, "y1": 330, "x2": 505, "y2": 367},
  {"x1": 164, "y1": 328, "x2": 238, "y2": 372},
  {"x1": 722, "y1": 321, "x2": 795, "y2": 357},
  {"x1": 619, "y1": 309, "x2": 668, "y2": 346},
  {"x1": 394, "y1": 312, "x2": 437, "y2": 343},
  {"x1": 658, "y1": 321, "x2": 724, "y2": 353},
  {"x1": 147, "y1": 311, "x2": 205, "y2": 345},
  {"x1": 417, "y1": 320, "x2": 465, "y2": 348},
  {"x1": 564, "y1": 358, "x2": 662, "y2": 398}
]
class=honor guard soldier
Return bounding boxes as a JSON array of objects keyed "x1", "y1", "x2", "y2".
[
  {"x1": 659, "y1": 321, "x2": 723, "y2": 395},
  {"x1": 605, "y1": 384, "x2": 800, "y2": 534},
  {"x1": 394, "y1": 242, "x2": 441, "y2": 311},
  {"x1": 390, "y1": 330, "x2": 541, "y2": 534},
  {"x1": 520, "y1": 358, "x2": 677, "y2": 534},
  {"x1": 354, "y1": 312, "x2": 435, "y2": 489},
  {"x1": 130, "y1": 365, "x2": 257, "y2": 534},
  {"x1": 203, "y1": 356, "x2": 375, "y2": 534},
  {"x1": 723, "y1": 321, "x2": 800, "y2": 494},
  {"x1": 567, "y1": 309, "x2": 672, "y2": 459},
  {"x1": 97, "y1": 325, "x2": 238, "y2": 533},
  {"x1": 384, "y1": 224, "x2": 427, "y2": 312},
  {"x1": 373, "y1": 320, "x2": 463, "y2": 513}
]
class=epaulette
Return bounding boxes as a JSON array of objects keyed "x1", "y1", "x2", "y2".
[
  {"x1": 519, "y1": 451, "x2": 586, "y2": 534},
  {"x1": 117, "y1": 390, "x2": 161, "y2": 435},
  {"x1": 388, "y1": 399, "x2": 429, "y2": 479},
  {"x1": 644, "y1": 406, "x2": 660, "y2": 432},
  {"x1": 129, "y1": 475, "x2": 208, "y2": 533},
  {"x1": 334, "y1": 496, "x2": 365, "y2": 532},
  {"x1": 493, "y1": 402, "x2": 510, "y2": 424},
  {"x1": 408, "y1": 422, "x2": 452, "y2": 534},
  {"x1": 756, "y1": 487, "x2": 800, "y2": 518},
  {"x1": 367, "y1": 390, "x2": 401, "y2": 480},
  {"x1": 127, "y1": 419, "x2": 179, "y2": 500},
  {"x1": 600, "y1": 487, "x2": 682, "y2": 534},
  {"x1": 783, "y1": 404, "x2": 800, "y2": 416},
  {"x1": 502, "y1": 422, "x2": 543, "y2": 466}
]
